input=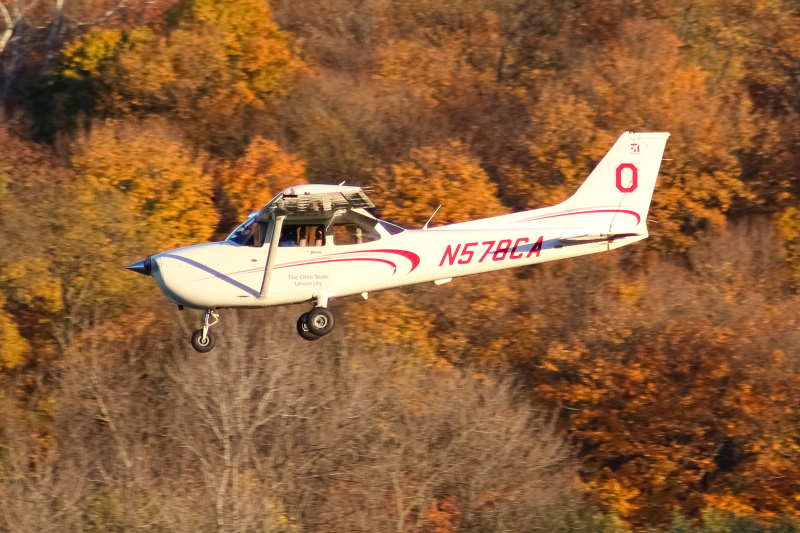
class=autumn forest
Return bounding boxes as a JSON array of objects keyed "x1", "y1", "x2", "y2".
[{"x1": 2, "y1": 0, "x2": 800, "y2": 531}]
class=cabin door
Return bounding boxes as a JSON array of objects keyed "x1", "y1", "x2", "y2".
[{"x1": 269, "y1": 223, "x2": 330, "y2": 301}]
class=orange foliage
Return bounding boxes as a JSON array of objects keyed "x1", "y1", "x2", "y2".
[
  {"x1": 217, "y1": 137, "x2": 307, "y2": 221},
  {"x1": 529, "y1": 229, "x2": 800, "y2": 523},
  {"x1": 425, "y1": 495, "x2": 461, "y2": 533},
  {"x1": 371, "y1": 141, "x2": 507, "y2": 227},
  {"x1": 50, "y1": 0, "x2": 306, "y2": 153},
  {"x1": 72, "y1": 120, "x2": 217, "y2": 251},
  {"x1": 502, "y1": 19, "x2": 754, "y2": 250},
  {"x1": 344, "y1": 291, "x2": 438, "y2": 366}
]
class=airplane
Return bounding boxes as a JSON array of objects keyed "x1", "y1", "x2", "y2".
[{"x1": 127, "y1": 131, "x2": 670, "y2": 352}]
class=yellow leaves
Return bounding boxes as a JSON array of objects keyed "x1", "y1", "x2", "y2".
[
  {"x1": 178, "y1": 0, "x2": 306, "y2": 99},
  {"x1": 775, "y1": 207, "x2": 800, "y2": 280},
  {"x1": 618, "y1": 281, "x2": 645, "y2": 307},
  {"x1": 503, "y1": 88, "x2": 609, "y2": 208},
  {"x1": 626, "y1": 366, "x2": 646, "y2": 382},
  {"x1": 192, "y1": 0, "x2": 277, "y2": 40},
  {"x1": 543, "y1": 361, "x2": 560, "y2": 372},
  {"x1": 594, "y1": 478, "x2": 641, "y2": 518},
  {"x1": 545, "y1": 342, "x2": 586, "y2": 364},
  {"x1": 2, "y1": 257, "x2": 64, "y2": 314},
  {"x1": 61, "y1": 28, "x2": 122, "y2": 79},
  {"x1": 73, "y1": 120, "x2": 218, "y2": 251},
  {"x1": 0, "y1": 295, "x2": 28, "y2": 370},
  {"x1": 58, "y1": 26, "x2": 175, "y2": 114},
  {"x1": 703, "y1": 494, "x2": 757, "y2": 519},
  {"x1": 218, "y1": 137, "x2": 307, "y2": 220},
  {"x1": 106, "y1": 28, "x2": 176, "y2": 113},
  {"x1": 0, "y1": 164, "x2": 9, "y2": 201},
  {"x1": 376, "y1": 38, "x2": 491, "y2": 107},
  {"x1": 371, "y1": 141, "x2": 507, "y2": 227},
  {"x1": 50, "y1": 3, "x2": 306, "y2": 152}
]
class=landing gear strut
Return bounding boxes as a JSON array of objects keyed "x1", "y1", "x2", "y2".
[{"x1": 191, "y1": 309, "x2": 218, "y2": 353}]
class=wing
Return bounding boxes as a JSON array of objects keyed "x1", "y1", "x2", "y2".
[{"x1": 258, "y1": 184, "x2": 375, "y2": 219}]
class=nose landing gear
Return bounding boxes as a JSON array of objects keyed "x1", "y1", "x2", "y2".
[{"x1": 191, "y1": 309, "x2": 219, "y2": 353}]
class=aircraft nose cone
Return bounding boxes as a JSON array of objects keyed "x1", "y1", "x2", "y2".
[{"x1": 127, "y1": 256, "x2": 152, "y2": 276}]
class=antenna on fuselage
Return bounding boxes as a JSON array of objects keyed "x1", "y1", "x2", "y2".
[{"x1": 423, "y1": 205, "x2": 442, "y2": 230}]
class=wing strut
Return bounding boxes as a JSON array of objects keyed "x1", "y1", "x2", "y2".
[{"x1": 258, "y1": 214, "x2": 286, "y2": 300}]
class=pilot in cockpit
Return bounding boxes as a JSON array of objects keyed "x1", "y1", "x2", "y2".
[{"x1": 279, "y1": 226, "x2": 298, "y2": 247}]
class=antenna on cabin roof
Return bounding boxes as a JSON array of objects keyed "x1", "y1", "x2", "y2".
[
  {"x1": 339, "y1": 181, "x2": 346, "y2": 186},
  {"x1": 423, "y1": 205, "x2": 442, "y2": 230}
]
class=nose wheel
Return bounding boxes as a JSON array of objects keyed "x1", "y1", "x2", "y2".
[
  {"x1": 297, "y1": 307, "x2": 335, "y2": 341},
  {"x1": 191, "y1": 309, "x2": 218, "y2": 353}
]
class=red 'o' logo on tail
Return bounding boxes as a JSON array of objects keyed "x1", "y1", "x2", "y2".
[{"x1": 616, "y1": 163, "x2": 638, "y2": 193}]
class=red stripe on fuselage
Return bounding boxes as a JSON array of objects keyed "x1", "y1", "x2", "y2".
[
  {"x1": 333, "y1": 249, "x2": 421, "y2": 273},
  {"x1": 515, "y1": 209, "x2": 641, "y2": 226},
  {"x1": 275, "y1": 257, "x2": 398, "y2": 274}
]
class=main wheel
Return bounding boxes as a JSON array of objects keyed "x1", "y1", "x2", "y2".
[
  {"x1": 296, "y1": 313, "x2": 321, "y2": 341},
  {"x1": 191, "y1": 329, "x2": 216, "y2": 353},
  {"x1": 306, "y1": 307, "x2": 335, "y2": 336}
]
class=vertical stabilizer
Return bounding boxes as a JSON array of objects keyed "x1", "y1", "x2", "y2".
[{"x1": 562, "y1": 131, "x2": 670, "y2": 234}]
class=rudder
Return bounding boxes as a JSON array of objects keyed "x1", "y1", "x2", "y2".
[{"x1": 563, "y1": 131, "x2": 669, "y2": 233}]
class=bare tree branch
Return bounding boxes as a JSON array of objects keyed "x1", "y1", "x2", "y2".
[
  {"x1": 39, "y1": 0, "x2": 64, "y2": 74},
  {"x1": 0, "y1": 2, "x2": 13, "y2": 56}
]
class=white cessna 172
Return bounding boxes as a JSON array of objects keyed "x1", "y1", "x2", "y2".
[{"x1": 128, "y1": 131, "x2": 669, "y2": 352}]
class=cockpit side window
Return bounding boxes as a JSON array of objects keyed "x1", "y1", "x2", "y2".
[
  {"x1": 279, "y1": 224, "x2": 326, "y2": 247},
  {"x1": 333, "y1": 223, "x2": 380, "y2": 245}
]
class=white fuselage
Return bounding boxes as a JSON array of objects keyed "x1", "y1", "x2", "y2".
[{"x1": 149, "y1": 206, "x2": 645, "y2": 310}]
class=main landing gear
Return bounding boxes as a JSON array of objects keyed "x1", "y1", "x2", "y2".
[
  {"x1": 296, "y1": 308, "x2": 335, "y2": 341},
  {"x1": 191, "y1": 309, "x2": 219, "y2": 353},
  {"x1": 296, "y1": 294, "x2": 336, "y2": 341}
]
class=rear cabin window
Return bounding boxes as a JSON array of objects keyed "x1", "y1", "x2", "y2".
[
  {"x1": 333, "y1": 223, "x2": 380, "y2": 245},
  {"x1": 279, "y1": 224, "x2": 326, "y2": 247}
]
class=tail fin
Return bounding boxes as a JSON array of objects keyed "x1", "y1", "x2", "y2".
[
  {"x1": 435, "y1": 131, "x2": 669, "y2": 234},
  {"x1": 563, "y1": 131, "x2": 669, "y2": 234}
]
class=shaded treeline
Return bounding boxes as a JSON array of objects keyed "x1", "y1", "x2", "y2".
[
  {"x1": 0, "y1": 310, "x2": 571, "y2": 532},
  {"x1": 2, "y1": 0, "x2": 800, "y2": 529}
]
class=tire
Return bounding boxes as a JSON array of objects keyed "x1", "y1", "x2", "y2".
[
  {"x1": 306, "y1": 307, "x2": 335, "y2": 336},
  {"x1": 296, "y1": 313, "x2": 321, "y2": 341},
  {"x1": 191, "y1": 329, "x2": 216, "y2": 353}
]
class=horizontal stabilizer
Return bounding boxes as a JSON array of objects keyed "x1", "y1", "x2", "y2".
[{"x1": 558, "y1": 232, "x2": 641, "y2": 245}]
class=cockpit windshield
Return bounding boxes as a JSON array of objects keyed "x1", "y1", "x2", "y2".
[
  {"x1": 379, "y1": 220, "x2": 405, "y2": 235},
  {"x1": 226, "y1": 214, "x2": 260, "y2": 246}
]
